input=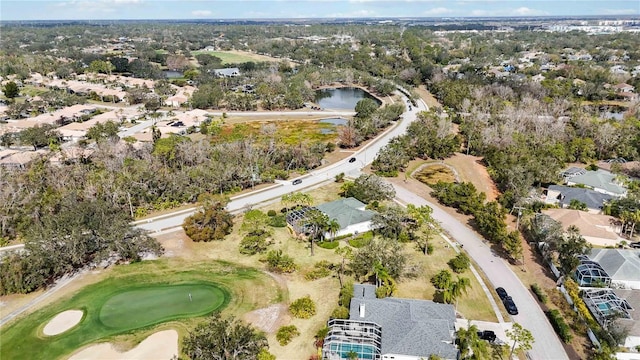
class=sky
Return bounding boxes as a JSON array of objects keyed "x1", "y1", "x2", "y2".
[{"x1": 1, "y1": 0, "x2": 639, "y2": 21}]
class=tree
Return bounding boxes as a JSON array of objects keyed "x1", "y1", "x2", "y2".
[
  {"x1": 281, "y1": 192, "x2": 314, "y2": 208},
  {"x1": 183, "y1": 313, "x2": 268, "y2": 360},
  {"x1": 340, "y1": 174, "x2": 395, "y2": 204},
  {"x1": 372, "y1": 205, "x2": 416, "y2": 241},
  {"x1": 88, "y1": 60, "x2": 114, "y2": 74},
  {"x1": 2, "y1": 81, "x2": 19, "y2": 99},
  {"x1": 355, "y1": 98, "x2": 379, "y2": 119},
  {"x1": 557, "y1": 225, "x2": 591, "y2": 275},
  {"x1": 183, "y1": 198, "x2": 234, "y2": 242},
  {"x1": 568, "y1": 199, "x2": 588, "y2": 211},
  {"x1": 407, "y1": 204, "x2": 437, "y2": 255},
  {"x1": 457, "y1": 323, "x2": 489, "y2": 359},
  {"x1": 19, "y1": 124, "x2": 62, "y2": 151},
  {"x1": 327, "y1": 219, "x2": 340, "y2": 241},
  {"x1": 86, "y1": 120, "x2": 120, "y2": 141},
  {"x1": 335, "y1": 246, "x2": 353, "y2": 288},
  {"x1": 430, "y1": 269, "x2": 471, "y2": 304},
  {"x1": 448, "y1": 253, "x2": 470, "y2": 273},
  {"x1": 304, "y1": 209, "x2": 330, "y2": 256},
  {"x1": 506, "y1": 323, "x2": 534, "y2": 359},
  {"x1": 276, "y1": 325, "x2": 300, "y2": 346},
  {"x1": 350, "y1": 238, "x2": 406, "y2": 281}
]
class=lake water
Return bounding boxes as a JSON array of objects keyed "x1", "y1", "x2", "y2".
[{"x1": 314, "y1": 87, "x2": 380, "y2": 110}]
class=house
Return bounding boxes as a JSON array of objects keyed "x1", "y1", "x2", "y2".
[
  {"x1": 213, "y1": 67, "x2": 240, "y2": 78},
  {"x1": 531, "y1": 74, "x2": 545, "y2": 83},
  {"x1": 612, "y1": 83, "x2": 635, "y2": 93},
  {"x1": 542, "y1": 208, "x2": 623, "y2": 247},
  {"x1": 576, "y1": 249, "x2": 640, "y2": 290},
  {"x1": 544, "y1": 185, "x2": 614, "y2": 213},
  {"x1": 315, "y1": 197, "x2": 376, "y2": 238},
  {"x1": 286, "y1": 198, "x2": 376, "y2": 239},
  {"x1": 562, "y1": 168, "x2": 627, "y2": 197},
  {"x1": 0, "y1": 150, "x2": 48, "y2": 170},
  {"x1": 609, "y1": 289, "x2": 640, "y2": 348},
  {"x1": 322, "y1": 284, "x2": 458, "y2": 360}
]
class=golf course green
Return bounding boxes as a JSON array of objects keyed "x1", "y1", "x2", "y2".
[
  {"x1": 99, "y1": 284, "x2": 226, "y2": 329},
  {"x1": 0, "y1": 260, "x2": 281, "y2": 360}
]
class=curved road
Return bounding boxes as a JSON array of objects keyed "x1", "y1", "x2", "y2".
[
  {"x1": 135, "y1": 92, "x2": 427, "y2": 233},
  {"x1": 393, "y1": 185, "x2": 569, "y2": 360}
]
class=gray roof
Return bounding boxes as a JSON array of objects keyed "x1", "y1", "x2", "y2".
[
  {"x1": 566, "y1": 169, "x2": 627, "y2": 196},
  {"x1": 349, "y1": 286, "x2": 458, "y2": 359},
  {"x1": 589, "y1": 249, "x2": 640, "y2": 282},
  {"x1": 547, "y1": 185, "x2": 614, "y2": 210},
  {"x1": 315, "y1": 197, "x2": 375, "y2": 229}
]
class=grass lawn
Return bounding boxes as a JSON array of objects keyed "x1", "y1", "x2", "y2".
[
  {"x1": 0, "y1": 259, "x2": 281, "y2": 360},
  {"x1": 414, "y1": 164, "x2": 457, "y2": 185},
  {"x1": 191, "y1": 50, "x2": 278, "y2": 64},
  {"x1": 99, "y1": 284, "x2": 226, "y2": 329}
]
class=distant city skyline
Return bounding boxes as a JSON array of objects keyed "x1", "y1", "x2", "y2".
[{"x1": 1, "y1": 0, "x2": 639, "y2": 21}]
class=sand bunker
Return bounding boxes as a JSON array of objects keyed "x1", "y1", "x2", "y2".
[
  {"x1": 68, "y1": 329, "x2": 178, "y2": 360},
  {"x1": 43, "y1": 310, "x2": 83, "y2": 336}
]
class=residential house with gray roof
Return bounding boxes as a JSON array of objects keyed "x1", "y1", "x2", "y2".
[
  {"x1": 581, "y1": 249, "x2": 640, "y2": 290},
  {"x1": 544, "y1": 185, "x2": 614, "y2": 213},
  {"x1": 315, "y1": 198, "x2": 376, "y2": 238},
  {"x1": 322, "y1": 284, "x2": 458, "y2": 360},
  {"x1": 562, "y1": 168, "x2": 627, "y2": 197},
  {"x1": 213, "y1": 67, "x2": 240, "y2": 77}
]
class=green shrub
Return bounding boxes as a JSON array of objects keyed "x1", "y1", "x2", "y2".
[
  {"x1": 267, "y1": 209, "x2": 277, "y2": 217},
  {"x1": 317, "y1": 241, "x2": 339, "y2": 250},
  {"x1": 257, "y1": 349, "x2": 276, "y2": 360},
  {"x1": 448, "y1": 253, "x2": 470, "y2": 273},
  {"x1": 339, "y1": 281, "x2": 354, "y2": 307},
  {"x1": 547, "y1": 309, "x2": 572, "y2": 343},
  {"x1": 305, "y1": 260, "x2": 334, "y2": 280},
  {"x1": 331, "y1": 306, "x2": 350, "y2": 319},
  {"x1": 426, "y1": 243, "x2": 434, "y2": 254},
  {"x1": 276, "y1": 325, "x2": 300, "y2": 346},
  {"x1": 289, "y1": 296, "x2": 317, "y2": 319},
  {"x1": 269, "y1": 214, "x2": 287, "y2": 227},
  {"x1": 349, "y1": 232, "x2": 373, "y2": 248},
  {"x1": 531, "y1": 283, "x2": 547, "y2": 304},
  {"x1": 265, "y1": 250, "x2": 297, "y2": 273},
  {"x1": 239, "y1": 229, "x2": 270, "y2": 255}
]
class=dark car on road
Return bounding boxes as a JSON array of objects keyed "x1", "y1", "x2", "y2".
[
  {"x1": 348, "y1": 157, "x2": 356, "y2": 163},
  {"x1": 503, "y1": 296, "x2": 518, "y2": 315},
  {"x1": 496, "y1": 287, "x2": 508, "y2": 300},
  {"x1": 292, "y1": 179, "x2": 302, "y2": 185},
  {"x1": 477, "y1": 330, "x2": 497, "y2": 343},
  {"x1": 630, "y1": 242, "x2": 640, "y2": 249}
]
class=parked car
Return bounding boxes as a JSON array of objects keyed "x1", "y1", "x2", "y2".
[
  {"x1": 503, "y1": 296, "x2": 518, "y2": 315},
  {"x1": 348, "y1": 157, "x2": 356, "y2": 163},
  {"x1": 630, "y1": 242, "x2": 640, "y2": 249},
  {"x1": 292, "y1": 179, "x2": 302, "y2": 185},
  {"x1": 495, "y1": 287, "x2": 508, "y2": 300},
  {"x1": 477, "y1": 330, "x2": 497, "y2": 342}
]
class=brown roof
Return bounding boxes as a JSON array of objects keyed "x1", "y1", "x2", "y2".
[{"x1": 542, "y1": 208, "x2": 620, "y2": 240}]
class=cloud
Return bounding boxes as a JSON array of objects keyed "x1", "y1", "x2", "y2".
[
  {"x1": 192, "y1": 10, "x2": 212, "y2": 17},
  {"x1": 424, "y1": 7, "x2": 452, "y2": 15},
  {"x1": 511, "y1": 7, "x2": 546, "y2": 16}
]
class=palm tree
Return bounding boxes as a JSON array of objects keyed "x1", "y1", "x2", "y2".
[
  {"x1": 305, "y1": 209, "x2": 330, "y2": 256},
  {"x1": 456, "y1": 323, "x2": 489, "y2": 359},
  {"x1": 327, "y1": 219, "x2": 340, "y2": 241}
]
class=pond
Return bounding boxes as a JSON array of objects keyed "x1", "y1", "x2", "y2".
[
  {"x1": 163, "y1": 70, "x2": 183, "y2": 79},
  {"x1": 318, "y1": 117, "x2": 348, "y2": 134},
  {"x1": 315, "y1": 87, "x2": 380, "y2": 110}
]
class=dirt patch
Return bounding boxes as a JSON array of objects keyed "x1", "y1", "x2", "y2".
[
  {"x1": 68, "y1": 329, "x2": 178, "y2": 360},
  {"x1": 443, "y1": 153, "x2": 500, "y2": 201},
  {"x1": 42, "y1": 310, "x2": 83, "y2": 336},
  {"x1": 243, "y1": 303, "x2": 290, "y2": 334},
  {"x1": 415, "y1": 85, "x2": 442, "y2": 109}
]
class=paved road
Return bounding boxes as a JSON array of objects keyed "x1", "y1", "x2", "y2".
[
  {"x1": 136, "y1": 92, "x2": 427, "y2": 233},
  {"x1": 393, "y1": 185, "x2": 569, "y2": 360}
]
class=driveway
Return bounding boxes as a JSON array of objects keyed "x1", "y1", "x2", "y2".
[{"x1": 392, "y1": 185, "x2": 569, "y2": 360}]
